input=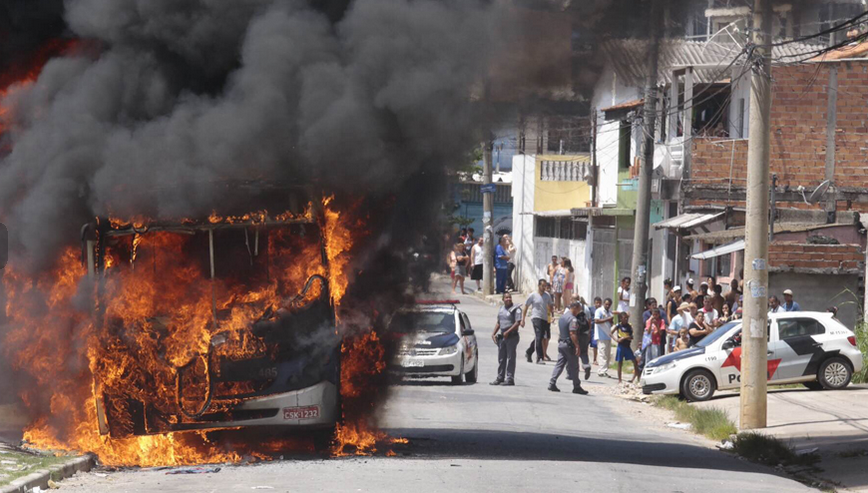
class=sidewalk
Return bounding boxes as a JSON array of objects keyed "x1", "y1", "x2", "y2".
[{"x1": 693, "y1": 385, "x2": 868, "y2": 491}]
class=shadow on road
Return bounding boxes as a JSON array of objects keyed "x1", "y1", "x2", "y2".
[
  {"x1": 390, "y1": 378, "x2": 465, "y2": 387},
  {"x1": 384, "y1": 427, "x2": 781, "y2": 475}
]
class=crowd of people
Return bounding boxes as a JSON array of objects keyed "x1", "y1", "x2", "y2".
[
  {"x1": 488, "y1": 264, "x2": 815, "y2": 394},
  {"x1": 447, "y1": 229, "x2": 517, "y2": 295}
]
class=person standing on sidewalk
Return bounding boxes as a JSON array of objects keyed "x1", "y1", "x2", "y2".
[
  {"x1": 491, "y1": 293, "x2": 522, "y2": 386},
  {"x1": 594, "y1": 298, "x2": 614, "y2": 377},
  {"x1": 470, "y1": 237, "x2": 484, "y2": 292},
  {"x1": 547, "y1": 256, "x2": 559, "y2": 287},
  {"x1": 522, "y1": 279, "x2": 553, "y2": 364},
  {"x1": 551, "y1": 260, "x2": 566, "y2": 313},
  {"x1": 495, "y1": 236, "x2": 511, "y2": 294},
  {"x1": 561, "y1": 258, "x2": 575, "y2": 309},
  {"x1": 505, "y1": 235, "x2": 517, "y2": 293},
  {"x1": 667, "y1": 302, "x2": 693, "y2": 353},
  {"x1": 450, "y1": 243, "x2": 469, "y2": 294},
  {"x1": 547, "y1": 301, "x2": 588, "y2": 395},
  {"x1": 576, "y1": 297, "x2": 593, "y2": 381},
  {"x1": 611, "y1": 312, "x2": 639, "y2": 384},
  {"x1": 617, "y1": 277, "x2": 631, "y2": 314}
]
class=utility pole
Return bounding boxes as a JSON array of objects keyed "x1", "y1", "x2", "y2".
[
  {"x1": 740, "y1": 0, "x2": 773, "y2": 430},
  {"x1": 482, "y1": 140, "x2": 494, "y2": 296},
  {"x1": 629, "y1": 0, "x2": 662, "y2": 347}
]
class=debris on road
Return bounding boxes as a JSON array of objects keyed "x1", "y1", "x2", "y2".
[
  {"x1": 795, "y1": 447, "x2": 818, "y2": 456},
  {"x1": 666, "y1": 422, "x2": 692, "y2": 430},
  {"x1": 717, "y1": 440, "x2": 735, "y2": 451}
]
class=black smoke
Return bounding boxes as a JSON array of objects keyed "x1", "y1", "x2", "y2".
[{"x1": 0, "y1": 0, "x2": 508, "y2": 272}]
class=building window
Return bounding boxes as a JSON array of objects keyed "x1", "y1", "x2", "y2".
[
  {"x1": 546, "y1": 116, "x2": 591, "y2": 154},
  {"x1": 536, "y1": 216, "x2": 587, "y2": 240},
  {"x1": 573, "y1": 221, "x2": 588, "y2": 240},
  {"x1": 618, "y1": 120, "x2": 631, "y2": 170},
  {"x1": 716, "y1": 251, "x2": 732, "y2": 278}
]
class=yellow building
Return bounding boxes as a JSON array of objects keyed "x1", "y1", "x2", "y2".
[{"x1": 532, "y1": 154, "x2": 592, "y2": 212}]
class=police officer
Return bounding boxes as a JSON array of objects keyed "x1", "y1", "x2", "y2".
[
  {"x1": 548, "y1": 300, "x2": 589, "y2": 395},
  {"x1": 490, "y1": 292, "x2": 522, "y2": 386}
]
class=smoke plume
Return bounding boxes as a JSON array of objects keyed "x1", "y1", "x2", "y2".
[{"x1": 0, "y1": 0, "x2": 506, "y2": 271}]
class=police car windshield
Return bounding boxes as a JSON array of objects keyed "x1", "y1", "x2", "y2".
[
  {"x1": 696, "y1": 321, "x2": 740, "y2": 348},
  {"x1": 391, "y1": 312, "x2": 455, "y2": 334}
]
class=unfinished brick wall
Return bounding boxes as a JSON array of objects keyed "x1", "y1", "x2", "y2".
[
  {"x1": 689, "y1": 62, "x2": 868, "y2": 211},
  {"x1": 768, "y1": 242, "x2": 863, "y2": 273}
]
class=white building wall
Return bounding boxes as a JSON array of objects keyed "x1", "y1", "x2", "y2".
[
  {"x1": 590, "y1": 65, "x2": 641, "y2": 208},
  {"x1": 511, "y1": 154, "x2": 537, "y2": 293},
  {"x1": 533, "y1": 237, "x2": 587, "y2": 297}
]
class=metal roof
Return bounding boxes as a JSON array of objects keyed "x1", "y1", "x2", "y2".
[
  {"x1": 600, "y1": 39, "x2": 821, "y2": 86},
  {"x1": 571, "y1": 207, "x2": 634, "y2": 217},
  {"x1": 692, "y1": 239, "x2": 745, "y2": 260},
  {"x1": 533, "y1": 209, "x2": 573, "y2": 218},
  {"x1": 654, "y1": 212, "x2": 724, "y2": 230},
  {"x1": 685, "y1": 222, "x2": 850, "y2": 242}
]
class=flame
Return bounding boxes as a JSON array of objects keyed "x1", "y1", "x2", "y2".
[
  {"x1": 1, "y1": 197, "x2": 389, "y2": 467},
  {"x1": 322, "y1": 196, "x2": 355, "y2": 306},
  {"x1": 330, "y1": 331, "x2": 405, "y2": 456}
]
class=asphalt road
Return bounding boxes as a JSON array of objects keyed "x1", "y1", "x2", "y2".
[{"x1": 59, "y1": 287, "x2": 812, "y2": 493}]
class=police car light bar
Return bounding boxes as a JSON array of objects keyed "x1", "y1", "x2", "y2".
[{"x1": 415, "y1": 299, "x2": 461, "y2": 305}]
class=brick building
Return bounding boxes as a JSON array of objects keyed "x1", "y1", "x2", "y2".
[{"x1": 675, "y1": 48, "x2": 868, "y2": 328}]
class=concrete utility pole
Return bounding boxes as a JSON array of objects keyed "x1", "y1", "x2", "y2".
[
  {"x1": 629, "y1": 0, "x2": 662, "y2": 346},
  {"x1": 482, "y1": 140, "x2": 495, "y2": 296},
  {"x1": 740, "y1": 0, "x2": 773, "y2": 430}
]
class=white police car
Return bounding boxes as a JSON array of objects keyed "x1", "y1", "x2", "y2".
[
  {"x1": 641, "y1": 311, "x2": 863, "y2": 401},
  {"x1": 387, "y1": 302, "x2": 479, "y2": 384}
]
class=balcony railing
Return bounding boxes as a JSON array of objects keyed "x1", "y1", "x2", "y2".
[{"x1": 540, "y1": 160, "x2": 590, "y2": 182}]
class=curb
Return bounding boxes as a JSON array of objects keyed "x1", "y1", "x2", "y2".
[{"x1": 0, "y1": 454, "x2": 96, "y2": 493}]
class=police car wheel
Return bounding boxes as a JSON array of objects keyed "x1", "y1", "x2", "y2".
[
  {"x1": 451, "y1": 359, "x2": 465, "y2": 385},
  {"x1": 818, "y1": 357, "x2": 852, "y2": 390},
  {"x1": 465, "y1": 352, "x2": 479, "y2": 384},
  {"x1": 681, "y1": 369, "x2": 716, "y2": 402}
]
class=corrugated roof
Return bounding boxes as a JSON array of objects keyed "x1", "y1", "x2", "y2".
[
  {"x1": 571, "y1": 207, "x2": 634, "y2": 217},
  {"x1": 654, "y1": 212, "x2": 724, "y2": 230},
  {"x1": 685, "y1": 222, "x2": 851, "y2": 242},
  {"x1": 692, "y1": 239, "x2": 745, "y2": 260},
  {"x1": 533, "y1": 209, "x2": 573, "y2": 217},
  {"x1": 601, "y1": 39, "x2": 821, "y2": 86}
]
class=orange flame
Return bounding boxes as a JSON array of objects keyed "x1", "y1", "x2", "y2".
[{"x1": 1, "y1": 196, "x2": 389, "y2": 467}]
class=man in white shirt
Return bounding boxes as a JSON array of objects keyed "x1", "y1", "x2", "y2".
[{"x1": 594, "y1": 298, "x2": 615, "y2": 377}]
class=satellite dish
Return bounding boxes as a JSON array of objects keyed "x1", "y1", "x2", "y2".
[{"x1": 807, "y1": 180, "x2": 832, "y2": 204}]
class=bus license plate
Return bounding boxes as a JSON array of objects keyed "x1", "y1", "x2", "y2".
[
  {"x1": 283, "y1": 406, "x2": 320, "y2": 420},
  {"x1": 402, "y1": 359, "x2": 424, "y2": 367}
]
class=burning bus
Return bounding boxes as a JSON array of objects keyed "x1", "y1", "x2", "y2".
[{"x1": 80, "y1": 186, "x2": 342, "y2": 438}]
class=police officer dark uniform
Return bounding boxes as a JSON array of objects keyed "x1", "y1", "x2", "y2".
[{"x1": 548, "y1": 301, "x2": 589, "y2": 394}]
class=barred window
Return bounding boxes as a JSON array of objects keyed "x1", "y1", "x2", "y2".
[{"x1": 536, "y1": 217, "x2": 556, "y2": 238}]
